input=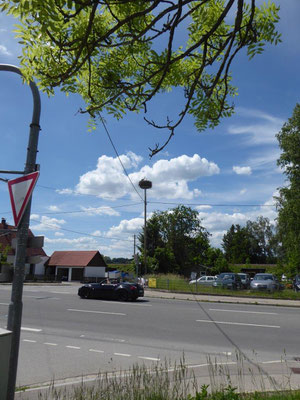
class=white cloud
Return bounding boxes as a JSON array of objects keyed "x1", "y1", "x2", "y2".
[
  {"x1": 196, "y1": 205, "x2": 212, "y2": 211},
  {"x1": 48, "y1": 205, "x2": 61, "y2": 212},
  {"x1": 106, "y1": 217, "x2": 144, "y2": 238},
  {"x1": 57, "y1": 188, "x2": 74, "y2": 195},
  {"x1": 240, "y1": 189, "x2": 247, "y2": 195},
  {"x1": 0, "y1": 44, "x2": 11, "y2": 56},
  {"x1": 74, "y1": 152, "x2": 142, "y2": 200},
  {"x1": 69, "y1": 152, "x2": 219, "y2": 201},
  {"x1": 233, "y1": 166, "x2": 252, "y2": 175},
  {"x1": 54, "y1": 232, "x2": 64, "y2": 237},
  {"x1": 130, "y1": 154, "x2": 219, "y2": 200},
  {"x1": 31, "y1": 216, "x2": 66, "y2": 231},
  {"x1": 80, "y1": 206, "x2": 120, "y2": 217},
  {"x1": 228, "y1": 108, "x2": 284, "y2": 145}
]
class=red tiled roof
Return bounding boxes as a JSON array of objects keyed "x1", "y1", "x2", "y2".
[
  {"x1": 0, "y1": 220, "x2": 47, "y2": 257},
  {"x1": 47, "y1": 251, "x2": 106, "y2": 267}
]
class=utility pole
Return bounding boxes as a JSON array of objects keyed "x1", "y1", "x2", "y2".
[
  {"x1": 0, "y1": 64, "x2": 41, "y2": 400},
  {"x1": 138, "y1": 179, "x2": 152, "y2": 275}
]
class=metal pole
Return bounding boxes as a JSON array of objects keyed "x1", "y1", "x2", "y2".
[
  {"x1": 144, "y1": 188, "x2": 147, "y2": 275},
  {"x1": 0, "y1": 64, "x2": 41, "y2": 400},
  {"x1": 134, "y1": 234, "x2": 137, "y2": 277}
]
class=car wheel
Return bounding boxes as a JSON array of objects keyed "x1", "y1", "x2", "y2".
[
  {"x1": 118, "y1": 290, "x2": 129, "y2": 302},
  {"x1": 80, "y1": 289, "x2": 90, "y2": 299}
]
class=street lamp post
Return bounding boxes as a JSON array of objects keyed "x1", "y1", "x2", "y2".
[
  {"x1": 138, "y1": 179, "x2": 152, "y2": 275},
  {"x1": 0, "y1": 64, "x2": 41, "y2": 400}
]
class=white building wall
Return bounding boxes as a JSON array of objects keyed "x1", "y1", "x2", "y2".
[
  {"x1": 35, "y1": 256, "x2": 49, "y2": 275},
  {"x1": 85, "y1": 266, "x2": 106, "y2": 278}
]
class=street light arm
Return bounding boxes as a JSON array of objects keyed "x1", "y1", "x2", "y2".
[
  {"x1": 0, "y1": 63, "x2": 41, "y2": 400},
  {"x1": 0, "y1": 64, "x2": 41, "y2": 133}
]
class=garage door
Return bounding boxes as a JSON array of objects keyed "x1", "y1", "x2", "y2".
[{"x1": 71, "y1": 268, "x2": 84, "y2": 281}]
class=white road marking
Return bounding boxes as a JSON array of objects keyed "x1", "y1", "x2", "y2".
[
  {"x1": 209, "y1": 308, "x2": 278, "y2": 315},
  {"x1": 68, "y1": 308, "x2": 126, "y2": 316},
  {"x1": 23, "y1": 339, "x2": 36, "y2": 343},
  {"x1": 21, "y1": 327, "x2": 42, "y2": 332},
  {"x1": 138, "y1": 356, "x2": 160, "y2": 361},
  {"x1": 89, "y1": 349, "x2": 104, "y2": 353},
  {"x1": 66, "y1": 346, "x2": 81, "y2": 350},
  {"x1": 114, "y1": 353, "x2": 131, "y2": 357},
  {"x1": 102, "y1": 301, "x2": 152, "y2": 307},
  {"x1": 183, "y1": 361, "x2": 236, "y2": 370},
  {"x1": 44, "y1": 343, "x2": 58, "y2": 346},
  {"x1": 50, "y1": 291, "x2": 70, "y2": 294},
  {"x1": 0, "y1": 302, "x2": 9, "y2": 306},
  {"x1": 196, "y1": 319, "x2": 280, "y2": 328},
  {"x1": 262, "y1": 360, "x2": 283, "y2": 364}
]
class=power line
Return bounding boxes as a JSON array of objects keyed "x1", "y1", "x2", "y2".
[
  {"x1": 41, "y1": 202, "x2": 143, "y2": 215},
  {"x1": 98, "y1": 112, "x2": 144, "y2": 202},
  {"x1": 149, "y1": 201, "x2": 276, "y2": 207}
]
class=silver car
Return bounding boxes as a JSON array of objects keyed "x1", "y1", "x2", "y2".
[
  {"x1": 189, "y1": 275, "x2": 216, "y2": 286},
  {"x1": 250, "y1": 273, "x2": 280, "y2": 292}
]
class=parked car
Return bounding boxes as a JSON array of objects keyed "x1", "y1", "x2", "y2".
[
  {"x1": 189, "y1": 276, "x2": 216, "y2": 286},
  {"x1": 238, "y1": 273, "x2": 251, "y2": 289},
  {"x1": 78, "y1": 279, "x2": 144, "y2": 301},
  {"x1": 293, "y1": 275, "x2": 300, "y2": 292},
  {"x1": 250, "y1": 273, "x2": 281, "y2": 292},
  {"x1": 212, "y1": 273, "x2": 242, "y2": 290}
]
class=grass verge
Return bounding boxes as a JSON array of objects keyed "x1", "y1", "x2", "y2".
[{"x1": 32, "y1": 353, "x2": 300, "y2": 400}]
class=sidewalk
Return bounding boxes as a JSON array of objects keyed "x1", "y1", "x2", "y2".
[{"x1": 144, "y1": 288, "x2": 300, "y2": 307}]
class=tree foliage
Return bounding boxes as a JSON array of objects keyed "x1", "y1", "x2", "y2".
[
  {"x1": 1, "y1": 0, "x2": 281, "y2": 156},
  {"x1": 222, "y1": 216, "x2": 277, "y2": 264},
  {"x1": 276, "y1": 104, "x2": 300, "y2": 272},
  {"x1": 138, "y1": 205, "x2": 210, "y2": 275}
]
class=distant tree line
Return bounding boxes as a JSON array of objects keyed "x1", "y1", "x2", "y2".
[{"x1": 104, "y1": 257, "x2": 132, "y2": 265}]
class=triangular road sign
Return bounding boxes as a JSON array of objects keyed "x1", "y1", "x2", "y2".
[{"x1": 8, "y1": 171, "x2": 40, "y2": 227}]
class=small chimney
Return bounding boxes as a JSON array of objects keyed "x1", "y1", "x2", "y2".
[{"x1": 1, "y1": 218, "x2": 8, "y2": 229}]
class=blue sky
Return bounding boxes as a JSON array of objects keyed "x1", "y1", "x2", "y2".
[{"x1": 0, "y1": 1, "x2": 299, "y2": 259}]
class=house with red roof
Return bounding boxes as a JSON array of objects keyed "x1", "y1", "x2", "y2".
[
  {"x1": 46, "y1": 250, "x2": 107, "y2": 282},
  {"x1": 0, "y1": 217, "x2": 48, "y2": 282}
]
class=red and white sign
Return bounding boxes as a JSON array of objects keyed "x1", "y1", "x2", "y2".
[{"x1": 8, "y1": 171, "x2": 39, "y2": 227}]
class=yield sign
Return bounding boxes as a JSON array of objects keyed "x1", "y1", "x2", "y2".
[{"x1": 8, "y1": 171, "x2": 39, "y2": 227}]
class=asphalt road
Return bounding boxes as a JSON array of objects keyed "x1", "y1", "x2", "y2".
[{"x1": 1, "y1": 284, "x2": 300, "y2": 390}]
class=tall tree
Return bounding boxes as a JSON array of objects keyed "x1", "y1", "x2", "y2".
[
  {"x1": 222, "y1": 217, "x2": 277, "y2": 264},
  {"x1": 222, "y1": 224, "x2": 251, "y2": 263},
  {"x1": 245, "y1": 216, "x2": 277, "y2": 263},
  {"x1": 276, "y1": 104, "x2": 300, "y2": 273},
  {"x1": 138, "y1": 205, "x2": 210, "y2": 274},
  {"x1": 1, "y1": 1, "x2": 281, "y2": 156}
]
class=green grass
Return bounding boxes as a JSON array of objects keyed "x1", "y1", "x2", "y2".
[
  {"x1": 33, "y1": 356, "x2": 300, "y2": 400},
  {"x1": 147, "y1": 274, "x2": 300, "y2": 301}
]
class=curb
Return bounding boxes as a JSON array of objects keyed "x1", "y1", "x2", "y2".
[{"x1": 144, "y1": 289, "x2": 300, "y2": 308}]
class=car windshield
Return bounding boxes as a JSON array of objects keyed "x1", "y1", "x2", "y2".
[
  {"x1": 253, "y1": 275, "x2": 273, "y2": 281},
  {"x1": 217, "y1": 273, "x2": 234, "y2": 281},
  {"x1": 239, "y1": 274, "x2": 246, "y2": 279}
]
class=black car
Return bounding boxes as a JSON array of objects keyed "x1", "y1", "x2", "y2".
[
  {"x1": 293, "y1": 275, "x2": 300, "y2": 292},
  {"x1": 78, "y1": 279, "x2": 144, "y2": 301}
]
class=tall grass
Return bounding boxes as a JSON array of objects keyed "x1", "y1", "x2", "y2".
[{"x1": 32, "y1": 352, "x2": 300, "y2": 400}]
